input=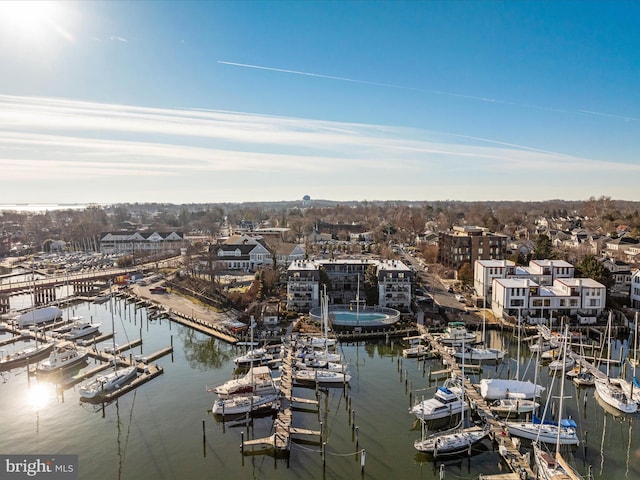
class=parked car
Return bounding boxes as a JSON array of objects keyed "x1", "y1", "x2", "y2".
[
  {"x1": 455, "y1": 293, "x2": 465, "y2": 303},
  {"x1": 150, "y1": 286, "x2": 167, "y2": 294}
]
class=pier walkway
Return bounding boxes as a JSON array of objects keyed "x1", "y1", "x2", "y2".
[
  {"x1": 241, "y1": 340, "x2": 321, "y2": 454},
  {"x1": 417, "y1": 326, "x2": 536, "y2": 480}
]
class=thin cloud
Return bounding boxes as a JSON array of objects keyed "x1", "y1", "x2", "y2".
[
  {"x1": 0, "y1": 94, "x2": 636, "y2": 203},
  {"x1": 110, "y1": 36, "x2": 128, "y2": 42},
  {"x1": 218, "y1": 60, "x2": 637, "y2": 123}
]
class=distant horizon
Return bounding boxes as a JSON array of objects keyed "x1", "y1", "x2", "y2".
[
  {"x1": 1, "y1": 196, "x2": 635, "y2": 214},
  {"x1": 1, "y1": 2, "x2": 637, "y2": 204}
]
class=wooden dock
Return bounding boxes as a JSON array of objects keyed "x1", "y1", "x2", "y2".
[
  {"x1": 418, "y1": 327, "x2": 536, "y2": 480},
  {"x1": 241, "y1": 341, "x2": 321, "y2": 454}
]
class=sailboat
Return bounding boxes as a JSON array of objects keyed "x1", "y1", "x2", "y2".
[
  {"x1": 233, "y1": 317, "x2": 274, "y2": 367},
  {"x1": 594, "y1": 313, "x2": 637, "y2": 414},
  {"x1": 482, "y1": 310, "x2": 545, "y2": 402},
  {"x1": 453, "y1": 288, "x2": 505, "y2": 363},
  {"x1": 533, "y1": 326, "x2": 585, "y2": 479},
  {"x1": 414, "y1": 335, "x2": 489, "y2": 456},
  {"x1": 79, "y1": 286, "x2": 137, "y2": 399},
  {"x1": 293, "y1": 288, "x2": 350, "y2": 385},
  {"x1": 506, "y1": 326, "x2": 580, "y2": 445}
]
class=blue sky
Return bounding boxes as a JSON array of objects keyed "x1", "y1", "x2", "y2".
[{"x1": 0, "y1": 1, "x2": 638, "y2": 204}]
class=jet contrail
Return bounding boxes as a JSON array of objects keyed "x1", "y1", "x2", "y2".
[
  {"x1": 218, "y1": 61, "x2": 418, "y2": 91},
  {"x1": 218, "y1": 60, "x2": 637, "y2": 123}
]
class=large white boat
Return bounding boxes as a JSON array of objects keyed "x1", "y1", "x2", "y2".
[
  {"x1": 36, "y1": 342, "x2": 88, "y2": 373},
  {"x1": 62, "y1": 320, "x2": 102, "y2": 340},
  {"x1": 409, "y1": 380, "x2": 467, "y2": 421},
  {"x1": 479, "y1": 378, "x2": 545, "y2": 400},
  {"x1": 211, "y1": 393, "x2": 279, "y2": 416},
  {"x1": 208, "y1": 366, "x2": 278, "y2": 399},
  {"x1": 594, "y1": 313, "x2": 638, "y2": 414},
  {"x1": 79, "y1": 365, "x2": 138, "y2": 399},
  {"x1": 436, "y1": 322, "x2": 477, "y2": 346},
  {"x1": 16, "y1": 306, "x2": 62, "y2": 329},
  {"x1": 594, "y1": 378, "x2": 637, "y2": 414}
]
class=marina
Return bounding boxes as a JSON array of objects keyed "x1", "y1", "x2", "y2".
[{"x1": 1, "y1": 290, "x2": 640, "y2": 478}]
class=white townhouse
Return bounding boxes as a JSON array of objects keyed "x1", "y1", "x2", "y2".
[
  {"x1": 474, "y1": 259, "x2": 574, "y2": 305},
  {"x1": 491, "y1": 276, "x2": 606, "y2": 324},
  {"x1": 100, "y1": 231, "x2": 184, "y2": 255},
  {"x1": 474, "y1": 259, "x2": 516, "y2": 301}
]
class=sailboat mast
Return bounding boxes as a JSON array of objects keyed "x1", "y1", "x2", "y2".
[{"x1": 556, "y1": 325, "x2": 569, "y2": 456}]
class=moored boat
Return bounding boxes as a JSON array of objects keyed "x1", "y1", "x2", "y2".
[{"x1": 36, "y1": 342, "x2": 88, "y2": 373}]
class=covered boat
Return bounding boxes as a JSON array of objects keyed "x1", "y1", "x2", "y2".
[
  {"x1": 16, "y1": 306, "x2": 62, "y2": 328},
  {"x1": 479, "y1": 378, "x2": 545, "y2": 400}
]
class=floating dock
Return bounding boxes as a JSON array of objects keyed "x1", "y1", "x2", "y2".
[
  {"x1": 241, "y1": 342, "x2": 321, "y2": 454},
  {"x1": 418, "y1": 327, "x2": 536, "y2": 480}
]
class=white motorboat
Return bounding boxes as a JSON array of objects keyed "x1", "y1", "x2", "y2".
[
  {"x1": 402, "y1": 343, "x2": 434, "y2": 358},
  {"x1": 296, "y1": 335, "x2": 337, "y2": 349},
  {"x1": 208, "y1": 366, "x2": 278, "y2": 399},
  {"x1": 490, "y1": 397, "x2": 539, "y2": 416},
  {"x1": 295, "y1": 358, "x2": 346, "y2": 372},
  {"x1": 211, "y1": 393, "x2": 279, "y2": 416},
  {"x1": 62, "y1": 320, "x2": 101, "y2": 340},
  {"x1": 79, "y1": 365, "x2": 138, "y2": 399},
  {"x1": 436, "y1": 322, "x2": 477, "y2": 346},
  {"x1": 410, "y1": 380, "x2": 467, "y2": 421},
  {"x1": 453, "y1": 345, "x2": 505, "y2": 363},
  {"x1": 36, "y1": 342, "x2": 88, "y2": 373},
  {"x1": 233, "y1": 347, "x2": 274, "y2": 367},
  {"x1": 293, "y1": 368, "x2": 351, "y2": 384}
]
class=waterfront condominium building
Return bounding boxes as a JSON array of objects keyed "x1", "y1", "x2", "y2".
[
  {"x1": 438, "y1": 226, "x2": 508, "y2": 273},
  {"x1": 286, "y1": 258, "x2": 413, "y2": 313}
]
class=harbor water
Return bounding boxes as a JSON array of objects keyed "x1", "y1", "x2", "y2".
[{"x1": 1, "y1": 297, "x2": 639, "y2": 479}]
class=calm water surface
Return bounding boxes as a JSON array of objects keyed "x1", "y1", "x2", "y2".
[{"x1": 1, "y1": 298, "x2": 639, "y2": 479}]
